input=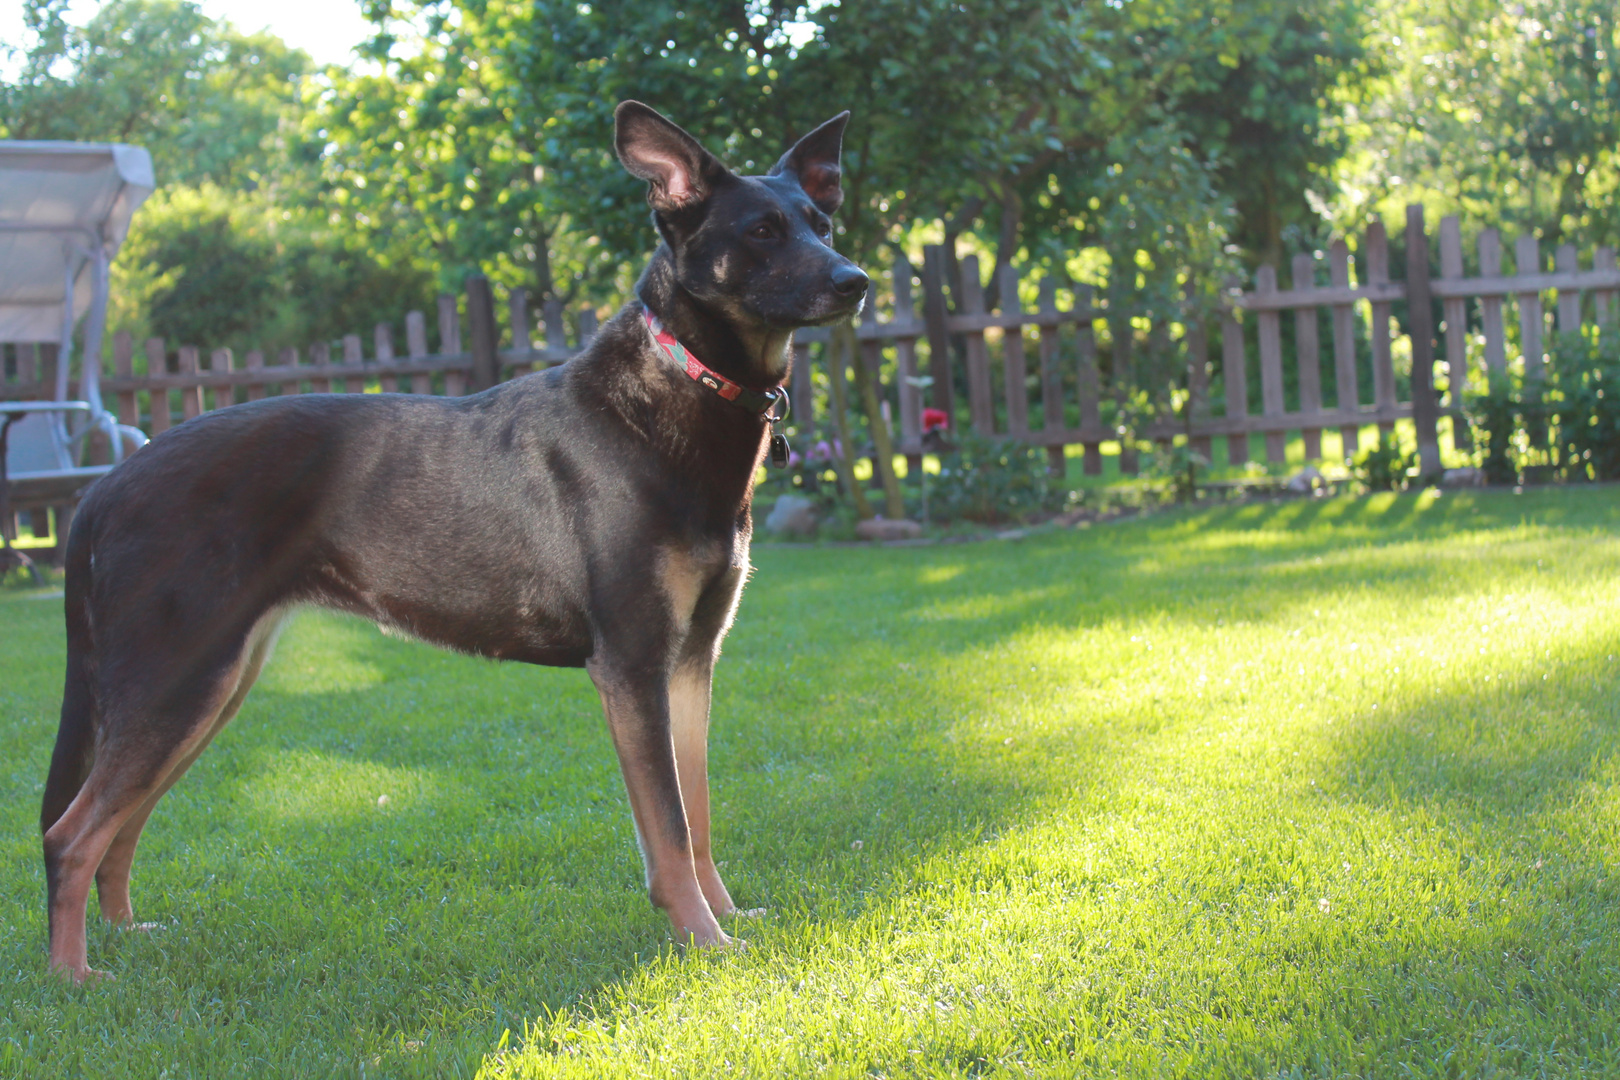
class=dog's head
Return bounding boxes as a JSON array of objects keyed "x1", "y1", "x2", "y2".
[{"x1": 615, "y1": 101, "x2": 868, "y2": 331}]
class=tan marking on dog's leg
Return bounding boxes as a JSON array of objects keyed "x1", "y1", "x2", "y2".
[
  {"x1": 591, "y1": 669, "x2": 730, "y2": 948},
  {"x1": 94, "y1": 611, "x2": 287, "y2": 930},
  {"x1": 658, "y1": 546, "x2": 712, "y2": 637},
  {"x1": 45, "y1": 772, "x2": 164, "y2": 983},
  {"x1": 669, "y1": 662, "x2": 735, "y2": 916}
]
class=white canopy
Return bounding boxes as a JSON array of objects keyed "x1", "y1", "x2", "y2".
[
  {"x1": 0, "y1": 141, "x2": 153, "y2": 344},
  {"x1": 0, "y1": 141, "x2": 153, "y2": 419}
]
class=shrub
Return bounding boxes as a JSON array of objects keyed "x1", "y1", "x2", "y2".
[
  {"x1": 1549, "y1": 330, "x2": 1620, "y2": 482},
  {"x1": 1353, "y1": 430, "x2": 1416, "y2": 492},
  {"x1": 1467, "y1": 377, "x2": 1522, "y2": 485},
  {"x1": 932, "y1": 433, "x2": 1068, "y2": 524}
]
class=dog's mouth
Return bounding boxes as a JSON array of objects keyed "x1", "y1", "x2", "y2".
[{"x1": 788, "y1": 290, "x2": 867, "y2": 328}]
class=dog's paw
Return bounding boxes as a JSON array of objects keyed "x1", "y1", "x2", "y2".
[{"x1": 53, "y1": 965, "x2": 115, "y2": 987}]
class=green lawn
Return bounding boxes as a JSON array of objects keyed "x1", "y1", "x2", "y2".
[{"x1": 4, "y1": 488, "x2": 1620, "y2": 1077}]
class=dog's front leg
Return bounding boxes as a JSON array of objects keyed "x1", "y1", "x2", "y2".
[
  {"x1": 669, "y1": 659, "x2": 735, "y2": 917},
  {"x1": 588, "y1": 660, "x2": 730, "y2": 947}
]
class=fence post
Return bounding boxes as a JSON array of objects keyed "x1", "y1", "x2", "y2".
[
  {"x1": 1405, "y1": 204, "x2": 1443, "y2": 477},
  {"x1": 920, "y1": 245, "x2": 955, "y2": 422},
  {"x1": 466, "y1": 275, "x2": 499, "y2": 393}
]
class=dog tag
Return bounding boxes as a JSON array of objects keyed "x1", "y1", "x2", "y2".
[{"x1": 770, "y1": 432, "x2": 790, "y2": 469}]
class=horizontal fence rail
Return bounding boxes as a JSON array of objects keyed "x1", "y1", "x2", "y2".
[{"x1": 5, "y1": 204, "x2": 1619, "y2": 497}]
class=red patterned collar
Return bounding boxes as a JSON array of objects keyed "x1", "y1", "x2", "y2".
[{"x1": 643, "y1": 307, "x2": 786, "y2": 419}]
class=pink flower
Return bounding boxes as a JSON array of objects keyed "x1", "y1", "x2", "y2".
[{"x1": 923, "y1": 407, "x2": 950, "y2": 433}]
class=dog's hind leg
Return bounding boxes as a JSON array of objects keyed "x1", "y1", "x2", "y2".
[
  {"x1": 94, "y1": 610, "x2": 287, "y2": 928},
  {"x1": 588, "y1": 658, "x2": 730, "y2": 948},
  {"x1": 45, "y1": 614, "x2": 284, "y2": 983}
]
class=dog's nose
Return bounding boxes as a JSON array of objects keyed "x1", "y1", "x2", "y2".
[{"x1": 831, "y1": 265, "x2": 869, "y2": 298}]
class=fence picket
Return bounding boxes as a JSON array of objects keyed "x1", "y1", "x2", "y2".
[
  {"x1": 1291, "y1": 253, "x2": 1322, "y2": 460},
  {"x1": 439, "y1": 294, "x2": 464, "y2": 396},
  {"x1": 543, "y1": 297, "x2": 566, "y2": 370},
  {"x1": 374, "y1": 324, "x2": 396, "y2": 392},
  {"x1": 210, "y1": 348, "x2": 234, "y2": 411},
  {"x1": 1439, "y1": 216, "x2": 1470, "y2": 448},
  {"x1": 343, "y1": 334, "x2": 366, "y2": 394},
  {"x1": 1037, "y1": 275, "x2": 1067, "y2": 473},
  {"x1": 508, "y1": 288, "x2": 531, "y2": 375},
  {"x1": 1596, "y1": 247, "x2": 1617, "y2": 325},
  {"x1": 1404, "y1": 205, "x2": 1442, "y2": 476},
  {"x1": 1220, "y1": 283, "x2": 1249, "y2": 465},
  {"x1": 113, "y1": 331, "x2": 137, "y2": 427},
  {"x1": 1256, "y1": 264, "x2": 1287, "y2": 463},
  {"x1": 1479, "y1": 229, "x2": 1507, "y2": 386},
  {"x1": 176, "y1": 346, "x2": 202, "y2": 421},
  {"x1": 245, "y1": 349, "x2": 266, "y2": 401},
  {"x1": 1110, "y1": 278, "x2": 1138, "y2": 475},
  {"x1": 959, "y1": 255, "x2": 995, "y2": 436},
  {"x1": 1183, "y1": 282, "x2": 1212, "y2": 463},
  {"x1": 406, "y1": 311, "x2": 430, "y2": 394},
  {"x1": 1556, "y1": 244, "x2": 1581, "y2": 334},
  {"x1": 920, "y1": 245, "x2": 955, "y2": 422},
  {"x1": 1367, "y1": 220, "x2": 1396, "y2": 438},
  {"x1": 893, "y1": 258, "x2": 921, "y2": 459},
  {"x1": 998, "y1": 265, "x2": 1030, "y2": 437},
  {"x1": 278, "y1": 347, "x2": 298, "y2": 398},
  {"x1": 309, "y1": 341, "x2": 332, "y2": 394},
  {"x1": 791, "y1": 339, "x2": 815, "y2": 445},
  {"x1": 1075, "y1": 284, "x2": 1103, "y2": 475},
  {"x1": 1328, "y1": 240, "x2": 1359, "y2": 460},
  {"x1": 1515, "y1": 234, "x2": 1545, "y2": 386}
]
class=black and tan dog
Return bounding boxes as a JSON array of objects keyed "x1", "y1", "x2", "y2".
[{"x1": 40, "y1": 101, "x2": 868, "y2": 983}]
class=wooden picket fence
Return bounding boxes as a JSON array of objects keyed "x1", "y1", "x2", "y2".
[{"x1": 6, "y1": 202, "x2": 1620, "y2": 513}]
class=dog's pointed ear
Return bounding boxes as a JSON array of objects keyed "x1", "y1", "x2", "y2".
[
  {"x1": 615, "y1": 101, "x2": 726, "y2": 213},
  {"x1": 769, "y1": 111, "x2": 849, "y2": 214}
]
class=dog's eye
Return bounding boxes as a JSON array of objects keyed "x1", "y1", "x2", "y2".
[
  {"x1": 749, "y1": 223, "x2": 775, "y2": 240},
  {"x1": 815, "y1": 220, "x2": 832, "y2": 238}
]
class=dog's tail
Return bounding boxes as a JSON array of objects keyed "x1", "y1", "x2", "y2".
[{"x1": 41, "y1": 502, "x2": 98, "y2": 835}]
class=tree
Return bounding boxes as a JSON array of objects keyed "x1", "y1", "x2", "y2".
[
  {"x1": 1, "y1": 0, "x2": 311, "y2": 190},
  {"x1": 1342, "y1": 0, "x2": 1620, "y2": 251}
]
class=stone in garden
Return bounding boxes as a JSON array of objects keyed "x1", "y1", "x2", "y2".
[
  {"x1": 1442, "y1": 467, "x2": 1482, "y2": 487},
  {"x1": 854, "y1": 517, "x2": 923, "y2": 541},
  {"x1": 765, "y1": 494, "x2": 819, "y2": 536},
  {"x1": 1285, "y1": 464, "x2": 1323, "y2": 493}
]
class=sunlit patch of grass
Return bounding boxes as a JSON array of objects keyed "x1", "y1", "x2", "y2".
[{"x1": 2, "y1": 487, "x2": 1620, "y2": 1077}]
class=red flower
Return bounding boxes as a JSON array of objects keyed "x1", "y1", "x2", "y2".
[{"x1": 922, "y1": 407, "x2": 950, "y2": 433}]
